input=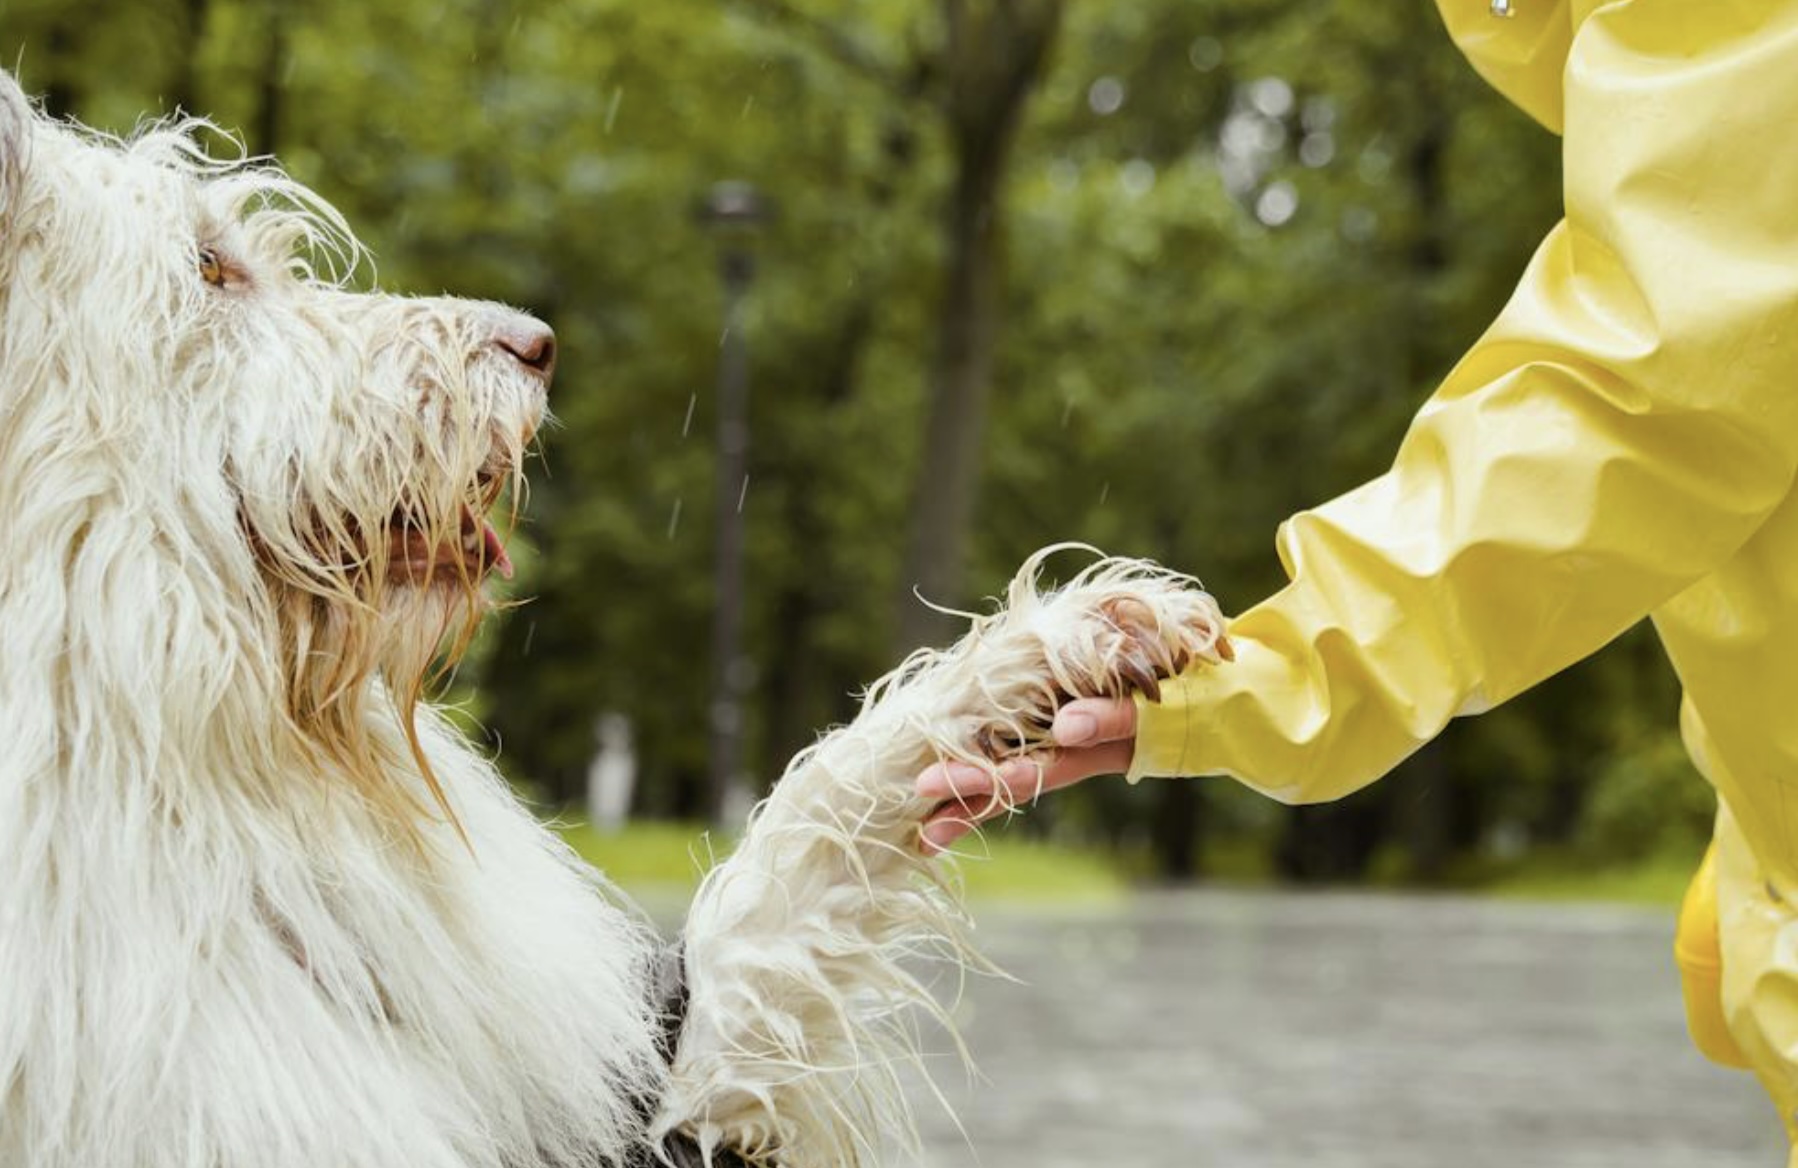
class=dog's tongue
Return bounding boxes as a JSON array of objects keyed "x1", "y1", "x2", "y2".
[
  {"x1": 482, "y1": 519, "x2": 514, "y2": 580},
  {"x1": 458, "y1": 504, "x2": 514, "y2": 580}
]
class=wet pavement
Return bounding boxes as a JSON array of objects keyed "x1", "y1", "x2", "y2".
[{"x1": 906, "y1": 889, "x2": 1785, "y2": 1168}]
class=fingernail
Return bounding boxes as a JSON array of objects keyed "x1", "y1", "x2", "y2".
[{"x1": 1059, "y1": 712, "x2": 1097, "y2": 746}]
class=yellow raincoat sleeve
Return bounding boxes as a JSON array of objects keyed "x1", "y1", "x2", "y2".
[{"x1": 1131, "y1": 1, "x2": 1798, "y2": 803}]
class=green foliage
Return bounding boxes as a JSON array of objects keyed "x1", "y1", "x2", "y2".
[
  {"x1": 1, "y1": 0, "x2": 1710, "y2": 885},
  {"x1": 1578, "y1": 731, "x2": 1714, "y2": 865}
]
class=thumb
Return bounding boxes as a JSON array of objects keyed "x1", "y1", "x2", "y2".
[{"x1": 1053, "y1": 697, "x2": 1138, "y2": 749}]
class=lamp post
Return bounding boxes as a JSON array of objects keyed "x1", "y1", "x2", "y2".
[{"x1": 698, "y1": 181, "x2": 771, "y2": 827}]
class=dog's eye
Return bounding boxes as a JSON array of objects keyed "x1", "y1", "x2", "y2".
[{"x1": 198, "y1": 246, "x2": 226, "y2": 288}]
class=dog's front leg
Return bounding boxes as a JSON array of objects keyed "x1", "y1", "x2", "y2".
[{"x1": 652, "y1": 548, "x2": 1228, "y2": 1168}]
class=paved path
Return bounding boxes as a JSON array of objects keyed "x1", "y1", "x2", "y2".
[{"x1": 906, "y1": 889, "x2": 1785, "y2": 1168}]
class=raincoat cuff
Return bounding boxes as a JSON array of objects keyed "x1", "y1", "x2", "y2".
[
  {"x1": 1126, "y1": 686, "x2": 1194, "y2": 783},
  {"x1": 1125, "y1": 637, "x2": 1259, "y2": 783}
]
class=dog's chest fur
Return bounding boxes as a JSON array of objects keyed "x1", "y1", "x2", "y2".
[{"x1": 0, "y1": 706, "x2": 665, "y2": 1168}]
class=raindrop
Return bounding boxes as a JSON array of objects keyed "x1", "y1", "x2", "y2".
[
  {"x1": 1098, "y1": 481, "x2": 1111, "y2": 505},
  {"x1": 1247, "y1": 76, "x2": 1294, "y2": 119},
  {"x1": 736, "y1": 475, "x2": 750, "y2": 514},
  {"x1": 1253, "y1": 118, "x2": 1287, "y2": 153},
  {"x1": 1255, "y1": 181, "x2": 1299, "y2": 227},
  {"x1": 1299, "y1": 132, "x2": 1335, "y2": 168},
  {"x1": 1088, "y1": 76, "x2": 1126, "y2": 116},
  {"x1": 741, "y1": 95, "x2": 756, "y2": 119},
  {"x1": 667, "y1": 497, "x2": 683, "y2": 538},
  {"x1": 1119, "y1": 158, "x2": 1156, "y2": 198},
  {"x1": 1061, "y1": 398, "x2": 1075, "y2": 428},
  {"x1": 682, "y1": 393, "x2": 696, "y2": 438},
  {"x1": 523, "y1": 621, "x2": 537, "y2": 657},
  {"x1": 1188, "y1": 36, "x2": 1223, "y2": 72},
  {"x1": 604, "y1": 87, "x2": 623, "y2": 134},
  {"x1": 719, "y1": 326, "x2": 732, "y2": 349}
]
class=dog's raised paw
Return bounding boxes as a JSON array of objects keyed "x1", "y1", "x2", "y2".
[
  {"x1": 966, "y1": 552, "x2": 1232, "y2": 764},
  {"x1": 1089, "y1": 588, "x2": 1234, "y2": 704}
]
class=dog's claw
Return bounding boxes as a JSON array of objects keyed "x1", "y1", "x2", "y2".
[{"x1": 1116, "y1": 652, "x2": 1163, "y2": 703}]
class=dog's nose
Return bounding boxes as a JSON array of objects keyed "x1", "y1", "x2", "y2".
[{"x1": 492, "y1": 317, "x2": 557, "y2": 384}]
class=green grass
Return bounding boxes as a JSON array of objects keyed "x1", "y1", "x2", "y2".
[
  {"x1": 554, "y1": 819, "x2": 1130, "y2": 905},
  {"x1": 554, "y1": 820, "x2": 1695, "y2": 909},
  {"x1": 1477, "y1": 853, "x2": 1695, "y2": 908},
  {"x1": 556, "y1": 820, "x2": 732, "y2": 894},
  {"x1": 934, "y1": 833, "x2": 1131, "y2": 904}
]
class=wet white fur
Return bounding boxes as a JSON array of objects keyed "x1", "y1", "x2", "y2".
[
  {"x1": 0, "y1": 73, "x2": 1229, "y2": 1168},
  {"x1": 0, "y1": 73, "x2": 660, "y2": 1168},
  {"x1": 665, "y1": 548, "x2": 1229, "y2": 1165}
]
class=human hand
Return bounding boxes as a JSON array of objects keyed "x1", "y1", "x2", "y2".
[{"x1": 916, "y1": 696, "x2": 1138, "y2": 853}]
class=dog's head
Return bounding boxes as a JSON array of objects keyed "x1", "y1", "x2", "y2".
[{"x1": 0, "y1": 70, "x2": 550, "y2": 832}]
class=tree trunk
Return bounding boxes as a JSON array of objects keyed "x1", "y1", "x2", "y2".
[
  {"x1": 42, "y1": 19, "x2": 80, "y2": 119},
  {"x1": 252, "y1": 0, "x2": 288, "y2": 157},
  {"x1": 1150, "y1": 778, "x2": 1204, "y2": 881},
  {"x1": 893, "y1": 0, "x2": 1063, "y2": 653},
  {"x1": 171, "y1": 0, "x2": 212, "y2": 114},
  {"x1": 894, "y1": 142, "x2": 1008, "y2": 649}
]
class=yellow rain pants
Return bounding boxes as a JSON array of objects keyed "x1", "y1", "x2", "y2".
[{"x1": 1128, "y1": 0, "x2": 1798, "y2": 1149}]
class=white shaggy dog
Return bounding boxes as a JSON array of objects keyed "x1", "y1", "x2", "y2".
[{"x1": 0, "y1": 69, "x2": 1228, "y2": 1168}]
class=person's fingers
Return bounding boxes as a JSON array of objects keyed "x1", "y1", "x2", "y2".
[
  {"x1": 916, "y1": 702, "x2": 1142, "y2": 855},
  {"x1": 918, "y1": 756, "x2": 1061, "y2": 810},
  {"x1": 917, "y1": 740, "x2": 1137, "y2": 852},
  {"x1": 1052, "y1": 697, "x2": 1138, "y2": 748},
  {"x1": 917, "y1": 704, "x2": 1138, "y2": 804},
  {"x1": 918, "y1": 742, "x2": 1136, "y2": 811},
  {"x1": 920, "y1": 813, "x2": 976, "y2": 853},
  {"x1": 1041, "y1": 740, "x2": 1135, "y2": 789},
  {"x1": 917, "y1": 760, "x2": 998, "y2": 804}
]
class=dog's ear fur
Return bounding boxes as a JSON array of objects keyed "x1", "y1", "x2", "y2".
[{"x1": 0, "y1": 70, "x2": 30, "y2": 235}]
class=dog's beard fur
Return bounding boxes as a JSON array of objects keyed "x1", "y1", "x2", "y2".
[{"x1": 250, "y1": 379, "x2": 533, "y2": 844}]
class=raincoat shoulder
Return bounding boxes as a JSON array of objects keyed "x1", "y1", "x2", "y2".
[{"x1": 1435, "y1": 0, "x2": 1572, "y2": 132}]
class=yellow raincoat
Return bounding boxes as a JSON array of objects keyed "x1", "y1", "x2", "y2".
[{"x1": 1128, "y1": 0, "x2": 1798, "y2": 1147}]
